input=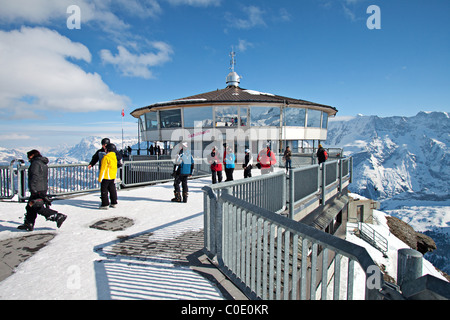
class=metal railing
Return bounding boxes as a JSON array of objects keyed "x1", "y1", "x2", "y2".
[
  {"x1": 1, "y1": 158, "x2": 211, "y2": 201},
  {"x1": 206, "y1": 171, "x2": 287, "y2": 214},
  {"x1": 121, "y1": 159, "x2": 210, "y2": 188},
  {"x1": 207, "y1": 192, "x2": 382, "y2": 300},
  {"x1": 202, "y1": 156, "x2": 385, "y2": 299},
  {"x1": 0, "y1": 160, "x2": 18, "y2": 200},
  {"x1": 203, "y1": 158, "x2": 353, "y2": 255},
  {"x1": 359, "y1": 222, "x2": 388, "y2": 256},
  {"x1": 15, "y1": 162, "x2": 101, "y2": 201}
]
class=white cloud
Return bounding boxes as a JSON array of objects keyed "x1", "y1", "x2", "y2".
[
  {"x1": 0, "y1": 0, "x2": 73, "y2": 24},
  {"x1": 329, "y1": 115, "x2": 356, "y2": 122},
  {"x1": 0, "y1": 133, "x2": 34, "y2": 141},
  {"x1": 0, "y1": 0, "x2": 160, "y2": 31},
  {"x1": 115, "y1": 0, "x2": 162, "y2": 18},
  {"x1": 100, "y1": 42, "x2": 174, "y2": 79},
  {"x1": 278, "y1": 8, "x2": 291, "y2": 22},
  {"x1": 166, "y1": 0, "x2": 221, "y2": 6},
  {"x1": 0, "y1": 27, "x2": 129, "y2": 119},
  {"x1": 237, "y1": 39, "x2": 254, "y2": 52},
  {"x1": 225, "y1": 6, "x2": 266, "y2": 29}
]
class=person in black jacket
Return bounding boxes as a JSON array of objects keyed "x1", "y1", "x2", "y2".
[
  {"x1": 88, "y1": 137, "x2": 122, "y2": 170},
  {"x1": 243, "y1": 149, "x2": 253, "y2": 178},
  {"x1": 17, "y1": 150, "x2": 67, "y2": 231},
  {"x1": 317, "y1": 144, "x2": 327, "y2": 165},
  {"x1": 283, "y1": 146, "x2": 292, "y2": 173},
  {"x1": 88, "y1": 138, "x2": 109, "y2": 169}
]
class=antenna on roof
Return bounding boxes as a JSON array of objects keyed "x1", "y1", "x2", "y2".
[
  {"x1": 226, "y1": 47, "x2": 241, "y2": 87},
  {"x1": 230, "y1": 47, "x2": 236, "y2": 72}
]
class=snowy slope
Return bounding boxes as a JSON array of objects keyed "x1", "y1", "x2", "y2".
[
  {"x1": 326, "y1": 111, "x2": 450, "y2": 274},
  {"x1": 0, "y1": 177, "x2": 224, "y2": 300},
  {"x1": 326, "y1": 111, "x2": 449, "y2": 206},
  {"x1": 327, "y1": 112, "x2": 449, "y2": 202}
]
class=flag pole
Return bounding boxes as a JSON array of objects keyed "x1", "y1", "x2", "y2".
[{"x1": 121, "y1": 108, "x2": 124, "y2": 151}]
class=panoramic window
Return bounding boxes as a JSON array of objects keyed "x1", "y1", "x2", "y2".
[
  {"x1": 145, "y1": 112, "x2": 158, "y2": 130},
  {"x1": 322, "y1": 112, "x2": 328, "y2": 129},
  {"x1": 250, "y1": 106, "x2": 280, "y2": 127},
  {"x1": 307, "y1": 109, "x2": 321, "y2": 128},
  {"x1": 284, "y1": 107, "x2": 306, "y2": 127},
  {"x1": 240, "y1": 107, "x2": 249, "y2": 126},
  {"x1": 215, "y1": 106, "x2": 239, "y2": 127},
  {"x1": 184, "y1": 107, "x2": 213, "y2": 128},
  {"x1": 160, "y1": 109, "x2": 182, "y2": 128},
  {"x1": 139, "y1": 115, "x2": 146, "y2": 131}
]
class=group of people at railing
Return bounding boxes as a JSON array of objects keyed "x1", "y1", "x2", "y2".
[
  {"x1": 14, "y1": 136, "x2": 332, "y2": 232},
  {"x1": 205, "y1": 142, "x2": 330, "y2": 185},
  {"x1": 207, "y1": 142, "x2": 279, "y2": 184}
]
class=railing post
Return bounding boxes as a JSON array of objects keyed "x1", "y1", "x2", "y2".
[
  {"x1": 216, "y1": 195, "x2": 225, "y2": 266},
  {"x1": 282, "y1": 171, "x2": 287, "y2": 213},
  {"x1": 349, "y1": 157, "x2": 353, "y2": 184},
  {"x1": 289, "y1": 169, "x2": 295, "y2": 219},
  {"x1": 321, "y1": 163, "x2": 326, "y2": 204},
  {"x1": 8, "y1": 161, "x2": 15, "y2": 199},
  {"x1": 17, "y1": 162, "x2": 27, "y2": 202}
]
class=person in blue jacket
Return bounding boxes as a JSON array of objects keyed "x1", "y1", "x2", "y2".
[
  {"x1": 171, "y1": 142, "x2": 194, "y2": 203},
  {"x1": 224, "y1": 146, "x2": 235, "y2": 182}
]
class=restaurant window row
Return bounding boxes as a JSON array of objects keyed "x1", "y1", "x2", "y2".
[{"x1": 141, "y1": 106, "x2": 329, "y2": 131}]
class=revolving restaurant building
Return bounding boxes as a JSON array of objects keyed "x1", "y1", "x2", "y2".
[{"x1": 130, "y1": 69, "x2": 337, "y2": 159}]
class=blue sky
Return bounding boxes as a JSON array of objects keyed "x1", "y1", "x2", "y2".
[{"x1": 0, "y1": 0, "x2": 449, "y2": 149}]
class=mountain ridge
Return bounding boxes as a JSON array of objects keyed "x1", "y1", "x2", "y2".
[{"x1": 326, "y1": 111, "x2": 449, "y2": 203}]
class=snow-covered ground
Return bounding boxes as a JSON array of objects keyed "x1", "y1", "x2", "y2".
[
  {"x1": 346, "y1": 205, "x2": 448, "y2": 285},
  {"x1": 0, "y1": 172, "x2": 447, "y2": 300},
  {"x1": 0, "y1": 175, "x2": 224, "y2": 300}
]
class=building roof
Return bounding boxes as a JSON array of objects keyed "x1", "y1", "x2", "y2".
[{"x1": 130, "y1": 86, "x2": 338, "y2": 118}]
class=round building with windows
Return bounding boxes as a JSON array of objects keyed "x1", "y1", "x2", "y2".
[{"x1": 131, "y1": 57, "x2": 337, "y2": 161}]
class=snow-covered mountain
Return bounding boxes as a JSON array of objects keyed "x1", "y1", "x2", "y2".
[
  {"x1": 0, "y1": 146, "x2": 28, "y2": 165},
  {"x1": 0, "y1": 136, "x2": 139, "y2": 165},
  {"x1": 326, "y1": 111, "x2": 449, "y2": 203},
  {"x1": 62, "y1": 136, "x2": 138, "y2": 163},
  {"x1": 325, "y1": 111, "x2": 450, "y2": 274},
  {"x1": 2, "y1": 112, "x2": 448, "y2": 201}
]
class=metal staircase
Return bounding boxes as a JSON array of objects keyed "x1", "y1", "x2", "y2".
[{"x1": 358, "y1": 222, "x2": 388, "y2": 257}]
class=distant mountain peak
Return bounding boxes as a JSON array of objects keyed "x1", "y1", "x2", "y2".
[{"x1": 326, "y1": 111, "x2": 449, "y2": 202}]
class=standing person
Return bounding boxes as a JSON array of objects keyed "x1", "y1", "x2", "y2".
[
  {"x1": 171, "y1": 142, "x2": 194, "y2": 203},
  {"x1": 243, "y1": 149, "x2": 253, "y2": 178},
  {"x1": 283, "y1": 146, "x2": 292, "y2": 173},
  {"x1": 208, "y1": 146, "x2": 223, "y2": 184},
  {"x1": 257, "y1": 143, "x2": 277, "y2": 174},
  {"x1": 98, "y1": 143, "x2": 118, "y2": 209},
  {"x1": 88, "y1": 138, "x2": 109, "y2": 169},
  {"x1": 156, "y1": 145, "x2": 161, "y2": 156},
  {"x1": 317, "y1": 144, "x2": 328, "y2": 165},
  {"x1": 17, "y1": 150, "x2": 67, "y2": 231},
  {"x1": 88, "y1": 137, "x2": 122, "y2": 170},
  {"x1": 224, "y1": 146, "x2": 235, "y2": 182}
]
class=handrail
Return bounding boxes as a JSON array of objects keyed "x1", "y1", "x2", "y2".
[
  {"x1": 208, "y1": 170, "x2": 287, "y2": 214},
  {"x1": 6, "y1": 158, "x2": 210, "y2": 201},
  {"x1": 214, "y1": 193, "x2": 383, "y2": 300},
  {"x1": 359, "y1": 222, "x2": 388, "y2": 255}
]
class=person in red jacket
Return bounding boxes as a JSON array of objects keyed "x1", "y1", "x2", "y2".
[
  {"x1": 208, "y1": 146, "x2": 223, "y2": 184},
  {"x1": 257, "y1": 143, "x2": 277, "y2": 174}
]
